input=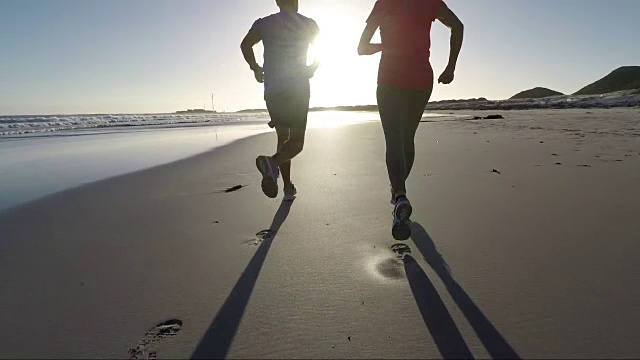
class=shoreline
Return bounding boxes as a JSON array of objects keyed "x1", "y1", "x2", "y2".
[
  {"x1": 0, "y1": 124, "x2": 271, "y2": 213},
  {"x1": 0, "y1": 111, "x2": 387, "y2": 212},
  {"x1": 0, "y1": 130, "x2": 268, "y2": 216},
  {"x1": 237, "y1": 103, "x2": 640, "y2": 114},
  {"x1": 0, "y1": 116, "x2": 381, "y2": 214}
]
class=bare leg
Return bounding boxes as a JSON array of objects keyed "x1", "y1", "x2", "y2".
[
  {"x1": 257, "y1": 87, "x2": 308, "y2": 198},
  {"x1": 275, "y1": 127, "x2": 293, "y2": 188},
  {"x1": 271, "y1": 128, "x2": 306, "y2": 167}
]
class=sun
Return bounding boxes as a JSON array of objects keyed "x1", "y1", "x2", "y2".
[{"x1": 305, "y1": 14, "x2": 381, "y2": 108}]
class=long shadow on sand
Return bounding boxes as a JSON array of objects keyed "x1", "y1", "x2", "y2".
[
  {"x1": 410, "y1": 222, "x2": 521, "y2": 360},
  {"x1": 403, "y1": 255, "x2": 474, "y2": 359},
  {"x1": 191, "y1": 200, "x2": 294, "y2": 359}
]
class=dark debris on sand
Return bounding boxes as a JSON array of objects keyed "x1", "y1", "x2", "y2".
[
  {"x1": 472, "y1": 114, "x2": 504, "y2": 120},
  {"x1": 224, "y1": 185, "x2": 244, "y2": 193}
]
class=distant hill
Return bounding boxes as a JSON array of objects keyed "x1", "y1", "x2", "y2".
[
  {"x1": 510, "y1": 87, "x2": 564, "y2": 99},
  {"x1": 574, "y1": 66, "x2": 640, "y2": 95},
  {"x1": 175, "y1": 109, "x2": 214, "y2": 114}
]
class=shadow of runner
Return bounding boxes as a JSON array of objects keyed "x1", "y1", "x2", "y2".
[
  {"x1": 191, "y1": 200, "x2": 294, "y2": 359},
  {"x1": 410, "y1": 222, "x2": 521, "y2": 360},
  {"x1": 403, "y1": 255, "x2": 474, "y2": 359}
]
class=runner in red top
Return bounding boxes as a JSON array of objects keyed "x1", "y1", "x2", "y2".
[{"x1": 358, "y1": 0, "x2": 464, "y2": 240}]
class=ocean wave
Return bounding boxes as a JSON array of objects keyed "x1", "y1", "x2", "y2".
[{"x1": 0, "y1": 113, "x2": 270, "y2": 137}]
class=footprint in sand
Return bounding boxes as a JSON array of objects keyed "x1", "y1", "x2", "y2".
[
  {"x1": 243, "y1": 230, "x2": 273, "y2": 246},
  {"x1": 128, "y1": 319, "x2": 182, "y2": 359},
  {"x1": 391, "y1": 243, "x2": 412, "y2": 260},
  {"x1": 375, "y1": 258, "x2": 405, "y2": 280},
  {"x1": 373, "y1": 244, "x2": 412, "y2": 280}
]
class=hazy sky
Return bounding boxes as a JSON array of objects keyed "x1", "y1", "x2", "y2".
[{"x1": 1, "y1": 0, "x2": 639, "y2": 115}]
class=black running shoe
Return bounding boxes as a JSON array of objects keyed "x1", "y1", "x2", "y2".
[
  {"x1": 392, "y1": 196, "x2": 412, "y2": 240},
  {"x1": 256, "y1": 155, "x2": 280, "y2": 198}
]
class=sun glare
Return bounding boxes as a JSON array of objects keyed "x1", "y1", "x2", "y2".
[{"x1": 306, "y1": 13, "x2": 381, "y2": 108}]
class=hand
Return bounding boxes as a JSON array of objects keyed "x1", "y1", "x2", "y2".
[
  {"x1": 438, "y1": 65, "x2": 455, "y2": 85},
  {"x1": 252, "y1": 66, "x2": 264, "y2": 83},
  {"x1": 306, "y1": 61, "x2": 320, "y2": 79}
]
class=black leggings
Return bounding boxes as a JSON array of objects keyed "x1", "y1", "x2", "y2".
[{"x1": 377, "y1": 83, "x2": 432, "y2": 195}]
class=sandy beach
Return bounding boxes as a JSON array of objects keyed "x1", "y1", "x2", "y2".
[{"x1": 1, "y1": 108, "x2": 639, "y2": 359}]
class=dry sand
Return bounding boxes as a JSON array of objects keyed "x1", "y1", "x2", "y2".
[{"x1": 1, "y1": 108, "x2": 639, "y2": 359}]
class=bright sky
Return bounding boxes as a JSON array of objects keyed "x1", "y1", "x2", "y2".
[{"x1": 1, "y1": 0, "x2": 639, "y2": 115}]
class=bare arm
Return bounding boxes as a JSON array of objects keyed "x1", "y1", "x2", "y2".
[
  {"x1": 307, "y1": 23, "x2": 321, "y2": 77},
  {"x1": 436, "y1": 6, "x2": 464, "y2": 84},
  {"x1": 240, "y1": 28, "x2": 264, "y2": 82},
  {"x1": 357, "y1": 22, "x2": 383, "y2": 56}
]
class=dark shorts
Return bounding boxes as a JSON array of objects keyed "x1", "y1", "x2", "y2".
[{"x1": 265, "y1": 84, "x2": 311, "y2": 129}]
